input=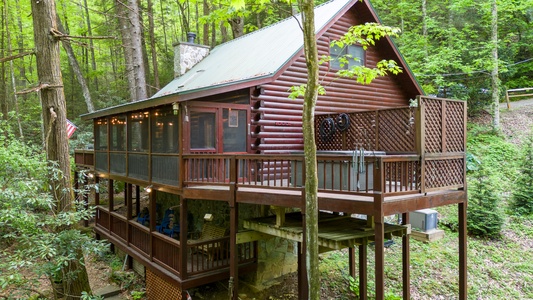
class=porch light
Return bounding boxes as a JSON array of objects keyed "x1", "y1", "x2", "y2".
[
  {"x1": 204, "y1": 213, "x2": 213, "y2": 222},
  {"x1": 144, "y1": 185, "x2": 153, "y2": 193},
  {"x1": 173, "y1": 102, "x2": 179, "y2": 115},
  {"x1": 87, "y1": 172, "x2": 94, "y2": 179}
]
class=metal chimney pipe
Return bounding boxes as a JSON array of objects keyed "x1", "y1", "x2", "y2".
[{"x1": 187, "y1": 32, "x2": 196, "y2": 43}]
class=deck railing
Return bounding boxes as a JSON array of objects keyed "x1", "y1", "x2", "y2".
[
  {"x1": 94, "y1": 206, "x2": 257, "y2": 280},
  {"x1": 183, "y1": 153, "x2": 431, "y2": 196}
]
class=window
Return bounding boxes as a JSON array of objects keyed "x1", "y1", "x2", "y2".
[
  {"x1": 94, "y1": 118, "x2": 108, "y2": 150},
  {"x1": 330, "y1": 44, "x2": 365, "y2": 70},
  {"x1": 151, "y1": 107, "x2": 179, "y2": 153},
  {"x1": 129, "y1": 111, "x2": 149, "y2": 152},
  {"x1": 110, "y1": 115, "x2": 126, "y2": 151},
  {"x1": 190, "y1": 111, "x2": 216, "y2": 150}
]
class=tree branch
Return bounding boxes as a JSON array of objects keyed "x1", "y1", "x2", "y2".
[
  {"x1": 0, "y1": 51, "x2": 35, "y2": 63},
  {"x1": 50, "y1": 28, "x2": 116, "y2": 41},
  {"x1": 16, "y1": 83, "x2": 64, "y2": 95}
]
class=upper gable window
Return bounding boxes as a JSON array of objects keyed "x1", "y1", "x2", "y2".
[{"x1": 330, "y1": 44, "x2": 365, "y2": 70}]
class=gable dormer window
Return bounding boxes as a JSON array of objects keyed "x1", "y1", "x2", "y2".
[{"x1": 330, "y1": 44, "x2": 365, "y2": 70}]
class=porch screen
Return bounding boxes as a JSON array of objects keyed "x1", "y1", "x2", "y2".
[
  {"x1": 95, "y1": 118, "x2": 108, "y2": 150},
  {"x1": 129, "y1": 111, "x2": 149, "y2": 152},
  {"x1": 110, "y1": 115, "x2": 126, "y2": 151},
  {"x1": 151, "y1": 107, "x2": 179, "y2": 153},
  {"x1": 190, "y1": 112, "x2": 216, "y2": 150}
]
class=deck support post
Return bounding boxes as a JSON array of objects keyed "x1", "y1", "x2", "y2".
[
  {"x1": 298, "y1": 211, "x2": 308, "y2": 299},
  {"x1": 135, "y1": 185, "x2": 141, "y2": 216},
  {"x1": 229, "y1": 185, "x2": 239, "y2": 300},
  {"x1": 126, "y1": 183, "x2": 133, "y2": 220},
  {"x1": 126, "y1": 183, "x2": 132, "y2": 247},
  {"x1": 374, "y1": 216, "x2": 385, "y2": 300},
  {"x1": 82, "y1": 174, "x2": 89, "y2": 226},
  {"x1": 149, "y1": 189, "x2": 157, "y2": 260},
  {"x1": 348, "y1": 247, "x2": 355, "y2": 278},
  {"x1": 402, "y1": 212, "x2": 410, "y2": 299},
  {"x1": 179, "y1": 198, "x2": 188, "y2": 280},
  {"x1": 108, "y1": 179, "x2": 114, "y2": 234},
  {"x1": 459, "y1": 202, "x2": 467, "y2": 300},
  {"x1": 359, "y1": 242, "x2": 368, "y2": 300},
  {"x1": 179, "y1": 197, "x2": 189, "y2": 278}
]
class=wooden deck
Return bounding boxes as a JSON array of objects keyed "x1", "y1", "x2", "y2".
[{"x1": 244, "y1": 212, "x2": 408, "y2": 250}]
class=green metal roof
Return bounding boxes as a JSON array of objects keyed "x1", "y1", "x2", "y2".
[
  {"x1": 153, "y1": 0, "x2": 354, "y2": 98},
  {"x1": 82, "y1": 0, "x2": 354, "y2": 119}
]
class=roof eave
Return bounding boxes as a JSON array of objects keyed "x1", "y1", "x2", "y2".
[{"x1": 80, "y1": 74, "x2": 274, "y2": 120}]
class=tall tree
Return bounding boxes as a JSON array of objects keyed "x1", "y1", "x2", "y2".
[
  {"x1": 4, "y1": 0, "x2": 24, "y2": 139},
  {"x1": 147, "y1": 0, "x2": 160, "y2": 94},
  {"x1": 82, "y1": 0, "x2": 99, "y2": 91},
  {"x1": 57, "y1": 17, "x2": 95, "y2": 113},
  {"x1": 128, "y1": 0, "x2": 148, "y2": 100},
  {"x1": 297, "y1": 0, "x2": 320, "y2": 298},
  {"x1": 116, "y1": 0, "x2": 136, "y2": 101},
  {"x1": 490, "y1": 0, "x2": 499, "y2": 130},
  {"x1": 29, "y1": 0, "x2": 92, "y2": 298}
]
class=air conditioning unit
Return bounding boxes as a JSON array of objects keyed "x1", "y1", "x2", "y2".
[{"x1": 409, "y1": 209, "x2": 438, "y2": 232}]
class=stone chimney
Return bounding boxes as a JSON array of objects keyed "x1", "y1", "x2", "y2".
[{"x1": 174, "y1": 32, "x2": 210, "y2": 78}]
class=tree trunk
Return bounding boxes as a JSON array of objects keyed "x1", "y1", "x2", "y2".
[
  {"x1": 203, "y1": 0, "x2": 209, "y2": 45},
  {"x1": 115, "y1": 0, "x2": 136, "y2": 101},
  {"x1": 83, "y1": 0, "x2": 98, "y2": 91},
  {"x1": 128, "y1": 0, "x2": 148, "y2": 100},
  {"x1": 159, "y1": 0, "x2": 169, "y2": 53},
  {"x1": 297, "y1": 0, "x2": 320, "y2": 299},
  {"x1": 176, "y1": 0, "x2": 191, "y2": 37},
  {"x1": 29, "y1": 1, "x2": 92, "y2": 298},
  {"x1": 4, "y1": 0, "x2": 23, "y2": 139},
  {"x1": 491, "y1": 0, "x2": 500, "y2": 130},
  {"x1": 57, "y1": 17, "x2": 95, "y2": 113},
  {"x1": 0, "y1": 8, "x2": 7, "y2": 139},
  {"x1": 147, "y1": 0, "x2": 160, "y2": 94},
  {"x1": 230, "y1": 16, "x2": 244, "y2": 39}
]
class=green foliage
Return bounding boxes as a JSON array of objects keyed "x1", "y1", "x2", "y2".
[
  {"x1": 510, "y1": 133, "x2": 533, "y2": 215},
  {"x1": 467, "y1": 163, "x2": 505, "y2": 238},
  {"x1": 131, "y1": 290, "x2": 146, "y2": 300},
  {"x1": 0, "y1": 137, "x2": 108, "y2": 297},
  {"x1": 467, "y1": 124, "x2": 519, "y2": 187}
]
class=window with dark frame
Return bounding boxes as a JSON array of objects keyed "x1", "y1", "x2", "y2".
[
  {"x1": 330, "y1": 44, "x2": 365, "y2": 70},
  {"x1": 151, "y1": 107, "x2": 179, "y2": 153},
  {"x1": 129, "y1": 111, "x2": 149, "y2": 152},
  {"x1": 110, "y1": 115, "x2": 126, "y2": 151},
  {"x1": 94, "y1": 118, "x2": 108, "y2": 150}
]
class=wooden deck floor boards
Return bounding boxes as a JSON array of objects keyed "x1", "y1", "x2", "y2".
[{"x1": 244, "y1": 212, "x2": 407, "y2": 250}]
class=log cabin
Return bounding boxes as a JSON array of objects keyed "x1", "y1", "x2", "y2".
[{"x1": 74, "y1": 0, "x2": 467, "y2": 299}]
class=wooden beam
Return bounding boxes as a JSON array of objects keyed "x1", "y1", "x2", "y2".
[
  {"x1": 359, "y1": 242, "x2": 368, "y2": 300},
  {"x1": 459, "y1": 202, "x2": 467, "y2": 300},
  {"x1": 402, "y1": 213, "x2": 411, "y2": 300}
]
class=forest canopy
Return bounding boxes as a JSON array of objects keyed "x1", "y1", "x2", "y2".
[{"x1": 0, "y1": 0, "x2": 531, "y2": 145}]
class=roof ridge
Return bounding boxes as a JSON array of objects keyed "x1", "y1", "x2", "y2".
[{"x1": 212, "y1": 0, "x2": 338, "y2": 49}]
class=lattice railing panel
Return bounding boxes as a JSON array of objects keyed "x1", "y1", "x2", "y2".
[
  {"x1": 445, "y1": 101, "x2": 465, "y2": 152},
  {"x1": 146, "y1": 269, "x2": 183, "y2": 300},
  {"x1": 425, "y1": 158, "x2": 464, "y2": 189},
  {"x1": 315, "y1": 114, "x2": 344, "y2": 150},
  {"x1": 378, "y1": 108, "x2": 416, "y2": 152},
  {"x1": 348, "y1": 111, "x2": 376, "y2": 150},
  {"x1": 422, "y1": 98, "x2": 443, "y2": 153}
]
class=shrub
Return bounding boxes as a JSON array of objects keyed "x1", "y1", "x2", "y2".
[
  {"x1": 467, "y1": 163, "x2": 505, "y2": 238},
  {"x1": 510, "y1": 133, "x2": 533, "y2": 215}
]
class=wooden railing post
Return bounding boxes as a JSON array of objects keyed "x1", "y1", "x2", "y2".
[
  {"x1": 417, "y1": 96, "x2": 426, "y2": 194},
  {"x1": 108, "y1": 179, "x2": 114, "y2": 235},
  {"x1": 179, "y1": 197, "x2": 188, "y2": 280}
]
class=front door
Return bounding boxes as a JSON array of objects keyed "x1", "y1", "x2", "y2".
[
  {"x1": 185, "y1": 103, "x2": 249, "y2": 182},
  {"x1": 187, "y1": 104, "x2": 249, "y2": 154}
]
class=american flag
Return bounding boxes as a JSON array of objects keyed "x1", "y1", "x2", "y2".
[{"x1": 66, "y1": 119, "x2": 77, "y2": 139}]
